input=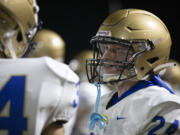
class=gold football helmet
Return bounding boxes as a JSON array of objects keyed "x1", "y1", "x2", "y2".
[
  {"x1": 28, "y1": 29, "x2": 65, "y2": 62},
  {"x1": 161, "y1": 60, "x2": 180, "y2": 85},
  {"x1": 0, "y1": 0, "x2": 39, "y2": 58},
  {"x1": 86, "y1": 9, "x2": 172, "y2": 84}
]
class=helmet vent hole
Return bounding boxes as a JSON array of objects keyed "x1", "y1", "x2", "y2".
[
  {"x1": 140, "y1": 67, "x2": 144, "y2": 71},
  {"x1": 147, "y1": 57, "x2": 159, "y2": 64},
  {"x1": 126, "y1": 26, "x2": 141, "y2": 31},
  {"x1": 17, "y1": 31, "x2": 23, "y2": 42}
]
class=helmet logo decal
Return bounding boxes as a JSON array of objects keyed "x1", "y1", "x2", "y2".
[{"x1": 96, "y1": 31, "x2": 112, "y2": 37}]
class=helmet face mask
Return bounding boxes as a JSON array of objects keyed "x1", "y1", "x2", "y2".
[{"x1": 86, "y1": 36, "x2": 154, "y2": 84}]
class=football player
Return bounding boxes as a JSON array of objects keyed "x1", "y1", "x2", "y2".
[
  {"x1": 0, "y1": 1, "x2": 79, "y2": 135},
  {"x1": 69, "y1": 50, "x2": 110, "y2": 135},
  {"x1": 29, "y1": 28, "x2": 78, "y2": 135},
  {"x1": 86, "y1": 9, "x2": 180, "y2": 135},
  {"x1": 28, "y1": 29, "x2": 65, "y2": 62}
]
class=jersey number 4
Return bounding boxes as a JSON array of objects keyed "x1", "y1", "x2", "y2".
[{"x1": 0, "y1": 76, "x2": 27, "y2": 135}]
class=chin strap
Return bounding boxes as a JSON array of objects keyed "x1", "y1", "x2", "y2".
[{"x1": 89, "y1": 82, "x2": 107, "y2": 130}]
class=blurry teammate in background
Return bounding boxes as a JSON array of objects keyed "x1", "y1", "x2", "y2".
[
  {"x1": 29, "y1": 28, "x2": 78, "y2": 135},
  {"x1": 0, "y1": 1, "x2": 79, "y2": 135},
  {"x1": 161, "y1": 60, "x2": 180, "y2": 96},
  {"x1": 86, "y1": 8, "x2": 180, "y2": 135},
  {"x1": 28, "y1": 29, "x2": 65, "y2": 62},
  {"x1": 69, "y1": 50, "x2": 110, "y2": 135}
]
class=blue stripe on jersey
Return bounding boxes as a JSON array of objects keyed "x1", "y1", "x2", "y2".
[
  {"x1": 107, "y1": 75, "x2": 174, "y2": 108},
  {"x1": 151, "y1": 75, "x2": 174, "y2": 94}
]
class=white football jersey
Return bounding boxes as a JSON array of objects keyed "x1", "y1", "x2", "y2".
[
  {"x1": 92, "y1": 84, "x2": 180, "y2": 135},
  {"x1": 0, "y1": 57, "x2": 79, "y2": 135},
  {"x1": 175, "y1": 89, "x2": 180, "y2": 97}
]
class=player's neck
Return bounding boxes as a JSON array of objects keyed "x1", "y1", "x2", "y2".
[{"x1": 116, "y1": 80, "x2": 138, "y2": 97}]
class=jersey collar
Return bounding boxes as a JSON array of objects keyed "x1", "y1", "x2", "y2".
[{"x1": 106, "y1": 75, "x2": 174, "y2": 109}]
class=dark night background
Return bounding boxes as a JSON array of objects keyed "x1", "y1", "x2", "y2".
[{"x1": 38, "y1": 0, "x2": 179, "y2": 64}]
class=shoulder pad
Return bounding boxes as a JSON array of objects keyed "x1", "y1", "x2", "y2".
[{"x1": 44, "y1": 57, "x2": 79, "y2": 84}]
